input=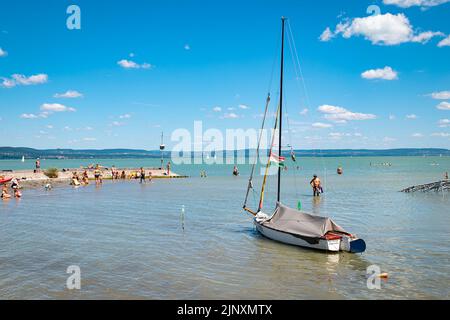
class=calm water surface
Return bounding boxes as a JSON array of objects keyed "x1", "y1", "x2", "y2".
[{"x1": 0, "y1": 156, "x2": 449, "y2": 299}]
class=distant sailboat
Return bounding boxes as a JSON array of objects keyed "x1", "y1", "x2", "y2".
[
  {"x1": 242, "y1": 17, "x2": 365, "y2": 253},
  {"x1": 21, "y1": 156, "x2": 25, "y2": 162}
]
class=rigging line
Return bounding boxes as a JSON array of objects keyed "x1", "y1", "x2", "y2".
[
  {"x1": 283, "y1": 94, "x2": 300, "y2": 203},
  {"x1": 243, "y1": 94, "x2": 271, "y2": 210},
  {"x1": 287, "y1": 20, "x2": 328, "y2": 205},
  {"x1": 259, "y1": 102, "x2": 281, "y2": 211},
  {"x1": 287, "y1": 20, "x2": 312, "y2": 111}
]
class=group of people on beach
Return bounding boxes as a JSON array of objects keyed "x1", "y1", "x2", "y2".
[{"x1": 1, "y1": 178, "x2": 22, "y2": 200}]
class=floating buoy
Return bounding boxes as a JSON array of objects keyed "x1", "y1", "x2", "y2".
[{"x1": 379, "y1": 272, "x2": 389, "y2": 279}]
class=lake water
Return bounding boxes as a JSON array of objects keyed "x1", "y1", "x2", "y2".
[{"x1": 0, "y1": 156, "x2": 449, "y2": 299}]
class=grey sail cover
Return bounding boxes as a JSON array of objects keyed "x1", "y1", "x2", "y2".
[{"x1": 262, "y1": 202, "x2": 348, "y2": 238}]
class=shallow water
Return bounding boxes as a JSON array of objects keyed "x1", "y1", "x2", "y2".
[{"x1": 0, "y1": 156, "x2": 449, "y2": 299}]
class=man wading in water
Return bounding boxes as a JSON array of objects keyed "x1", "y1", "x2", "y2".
[{"x1": 310, "y1": 174, "x2": 323, "y2": 197}]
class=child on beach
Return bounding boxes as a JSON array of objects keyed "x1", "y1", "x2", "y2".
[
  {"x1": 82, "y1": 171, "x2": 89, "y2": 185},
  {"x1": 1, "y1": 185, "x2": 11, "y2": 199}
]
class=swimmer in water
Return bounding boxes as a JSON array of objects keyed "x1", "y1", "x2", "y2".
[{"x1": 310, "y1": 174, "x2": 322, "y2": 197}]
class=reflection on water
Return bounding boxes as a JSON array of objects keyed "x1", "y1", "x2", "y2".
[{"x1": 0, "y1": 156, "x2": 449, "y2": 299}]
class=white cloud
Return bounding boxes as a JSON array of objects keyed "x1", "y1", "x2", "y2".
[
  {"x1": 184, "y1": 44, "x2": 191, "y2": 50},
  {"x1": 223, "y1": 112, "x2": 239, "y2": 119},
  {"x1": 318, "y1": 104, "x2": 376, "y2": 123},
  {"x1": 300, "y1": 108, "x2": 309, "y2": 115},
  {"x1": 238, "y1": 104, "x2": 249, "y2": 110},
  {"x1": 411, "y1": 31, "x2": 445, "y2": 43},
  {"x1": 431, "y1": 132, "x2": 450, "y2": 137},
  {"x1": 54, "y1": 90, "x2": 83, "y2": 98},
  {"x1": 117, "y1": 59, "x2": 152, "y2": 69},
  {"x1": 437, "y1": 101, "x2": 450, "y2": 110},
  {"x1": 389, "y1": 114, "x2": 396, "y2": 120},
  {"x1": 319, "y1": 27, "x2": 334, "y2": 42},
  {"x1": 0, "y1": 47, "x2": 7, "y2": 57},
  {"x1": 2, "y1": 73, "x2": 48, "y2": 88},
  {"x1": 322, "y1": 13, "x2": 444, "y2": 46},
  {"x1": 429, "y1": 91, "x2": 450, "y2": 99},
  {"x1": 20, "y1": 112, "x2": 49, "y2": 119},
  {"x1": 82, "y1": 137, "x2": 97, "y2": 141},
  {"x1": 406, "y1": 114, "x2": 418, "y2": 119},
  {"x1": 20, "y1": 113, "x2": 39, "y2": 119},
  {"x1": 438, "y1": 119, "x2": 450, "y2": 127},
  {"x1": 438, "y1": 35, "x2": 450, "y2": 47},
  {"x1": 383, "y1": 0, "x2": 450, "y2": 8},
  {"x1": 46, "y1": 125, "x2": 54, "y2": 129},
  {"x1": 412, "y1": 133, "x2": 424, "y2": 137},
  {"x1": 213, "y1": 106, "x2": 222, "y2": 112},
  {"x1": 111, "y1": 121, "x2": 124, "y2": 126},
  {"x1": 41, "y1": 103, "x2": 76, "y2": 112},
  {"x1": 312, "y1": 122, "x2": 333, "y2": 128},
  {"x1": 361, "y1": 66, "x2": 398, "y2": 80},
  {"x1": 119, "y1": 114, "x2": 131, "y2": 119}
]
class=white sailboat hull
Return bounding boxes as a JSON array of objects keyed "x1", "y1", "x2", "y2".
[{"x1": 254, "y1": 219, "x2": 341, "y2": 252}]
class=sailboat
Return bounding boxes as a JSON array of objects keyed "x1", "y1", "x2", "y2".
[
  {"x1": 243, "y1": 18, "x2": 366, "y2": 253},
  {"x1": 21, "y1": 156, "x2": 25, "y2": 162}
]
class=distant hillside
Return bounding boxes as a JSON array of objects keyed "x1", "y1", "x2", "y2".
[{"x1": 0, "y1": 147, "x2": 449, "y2": 160}]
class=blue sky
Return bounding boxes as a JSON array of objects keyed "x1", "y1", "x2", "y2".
[{"x1": 0, "y1": 0, "x2": 449, "y2": 150}]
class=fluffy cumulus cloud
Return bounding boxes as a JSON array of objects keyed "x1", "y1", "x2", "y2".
[
  {"x1": 1, "y1": 73, "x2": 48, "y2": 88},
  {"x1": 223, "y1": 112, "x2": 239, "y2": 119},
  {"x1": 361, "y1": 66, "x2": 398, "y2": 80},
  {"x1": 319, "y1": 27, "x2": 334, "y2": 42},
  {"x1": 438, "y1": 35, "x2": 450, "y2": 47},
  {"x1": 320, "y1": 13, "x2": 444, "y2": 46},
  {"x1": 312, "y1": 122, "x2": 333, "y2": 128},
  {"x1": 41, "y1": 103, "x2": 76, "y2": 112},
  {"x1": 119, "y1": 114, "x2": 131, "y2": 119},
  {"x1": 213, "y1": 106, "x2": 222, "y2": 112},
  {"x1": 317, "y1": 104, "x2": 376, "y2": 123},
  {"x1": 437, "y1": 102, "x2": 450, "y2": 110},
  {"x1": 0, "y1": 47, "x2": 7, "y2": 57},
  {"x1": 431, "y1": 132, "x2": 450, "y2": 137},
  {"x1": 383, "y1": 0, "x2": 450, "y2": 8},
  {"x1": 406, "y1": 114, "x2": 418, "y2": 119},
  {"x1": 54, "y1": 90, "x2": 83, "y2": 98},
  {"x1": 117, "y1": 59, "x2": 151, "y2": 69},
  {"x1": 438, "y1": 119, "x2": 450, "y2": 127},
  {"x1": 429, "y1": 91, "x2": 450, "y2": 99}
]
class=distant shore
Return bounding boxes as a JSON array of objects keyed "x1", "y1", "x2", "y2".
[{"x1": 1, "y1": 167, "x2": 187, "y2": 189}]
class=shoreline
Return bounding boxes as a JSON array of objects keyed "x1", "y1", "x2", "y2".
[{"x1": 1, "y1": 167, "x2": 188, "y2": 189}]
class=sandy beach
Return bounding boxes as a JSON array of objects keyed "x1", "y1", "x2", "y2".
[{"x1": 1, "y1": 167, "x2": 186, "y2": 189}]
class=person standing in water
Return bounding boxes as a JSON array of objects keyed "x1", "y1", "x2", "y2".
[
  {"x1": 139, "y1": 167, "x2": 146, "y2": 183},
  {"x1": 310, "y1": 174, "x2": 322, "y2": 197},
  {"x1": 232, "y1": 166, "x2": 239, "y2": 176},
  {"x1": 35, "y1": 158, "x2": 41, "y2": 173},
  {"x1": 167, "y1": 161, "x2": 171, "y2": 176}
]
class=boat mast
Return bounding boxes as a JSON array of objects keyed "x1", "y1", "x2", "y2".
[{"x1": 277, "y1": 17, "x2": 286, "y2": 203}]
